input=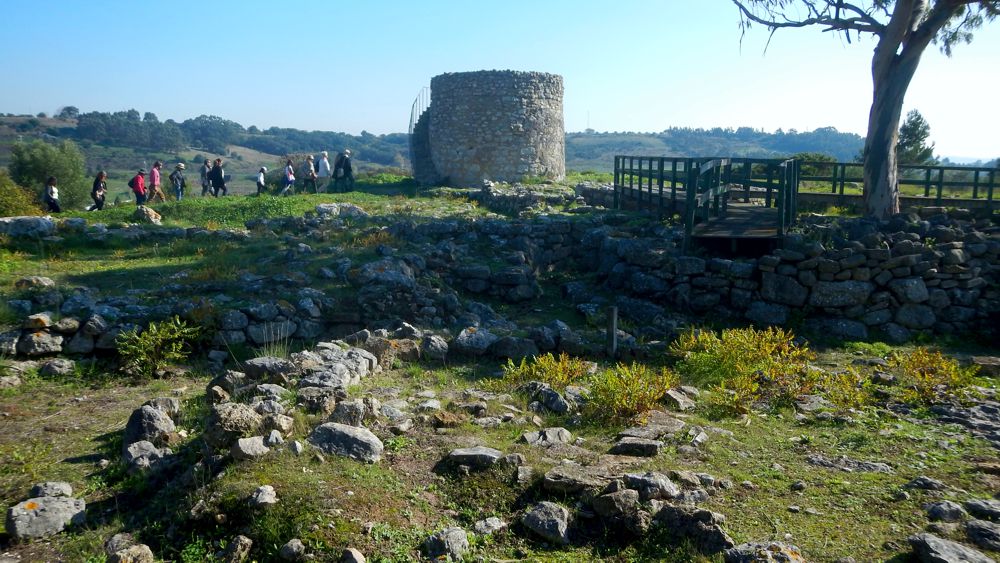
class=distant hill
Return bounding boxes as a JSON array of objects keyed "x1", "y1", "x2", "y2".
[
  {"x1": 565, "y1": 127, "x2": 865, "y2": 172},
  {"x1": 2, "y1": 111, "x2": 869, "y2": 178}
]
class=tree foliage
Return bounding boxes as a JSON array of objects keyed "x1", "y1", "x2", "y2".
[
  {"x1": 732, "y1": 0, "x2": 999, "y2": 218},
  {"x1": 9, "y1": 139, "x2": 89, "y2": 210},
  {"x1": 897, "y1": 109, "x2": 936, "y2": 165},
  {"x1": 0, "y1": 170, "x2": 43, "y2": 217}
]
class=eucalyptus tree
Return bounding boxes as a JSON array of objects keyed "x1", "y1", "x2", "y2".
[{"x1": 732, "y1": 0, "x2": 998, "y2": 217}]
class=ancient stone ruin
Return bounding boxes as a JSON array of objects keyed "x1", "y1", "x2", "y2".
[{"x1": 410, "y1": 70, "x2": 566, "y2": 186}]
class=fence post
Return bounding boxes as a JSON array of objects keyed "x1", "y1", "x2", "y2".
[
  {"x1": 683, "y1": 161, "x2": 698, "y2": 253},
  {"x1": 613, "y1": 156, "x2": 620, "y2": 210},
  {"x1": 657, "y1": 158, "x2": 665, "y2": 221},
  {"x1": 936, "y1": 168, "x2": 944, "y2": 203},
  {"x1": 606, "y1": 306, "x2": 618, "y2": 358}
]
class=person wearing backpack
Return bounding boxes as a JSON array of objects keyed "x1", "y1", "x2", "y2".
[
  {"x1": 300, "y1": 155, "x2": 318, "y2": 194},
  {"x1": 334, "y1": 149, "x2": 354, "y2": 192},
  {"x1": 169, "y1": 163, "x2": 187, "y2": 201},
  {"x1": 129, "y1": 169, "x2": 147, "y2": 205},
  {"x1": 209, "y1": 158, "x2": 227, "y2": 197}
]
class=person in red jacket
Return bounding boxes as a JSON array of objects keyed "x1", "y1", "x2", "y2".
[{"x1": 130, "y1": 169, "x2": 147, "y2": 205}]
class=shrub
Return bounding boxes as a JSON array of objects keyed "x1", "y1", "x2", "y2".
[
  {"x1": 890, "y1": 347, "x2": 977, "y2": 404},
  {"x1": 499, "y1": 352, "x2": 591, "y2": 390},
  {"x1": 670, "y1": 326, "x2": 815, "y2": 387},
  {"x1": 585, "y1": 362, "x2": 678, "y2": 423},
  {"x1": 116, "y1": 316, "x2": 200, "y2": 378},
  {"x1": 8, "y1": 139, "x2": 88, "y2": 210},
  {"x1": 820, "y1": 366, "x2": 874, "y2": 410},
  {"x1": 671, "y1": 327, "x2": 818, "y2": 415},
  {"x1": 0, "y1": 170, "x2": 43, "y2": 217}
]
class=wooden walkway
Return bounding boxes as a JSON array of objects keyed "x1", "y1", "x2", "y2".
[{"x1": 691, "y1": 203, "x2": 780, "y2": 239}]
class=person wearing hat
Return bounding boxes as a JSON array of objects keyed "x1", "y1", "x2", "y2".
[
  {"x1": 256, "y1": 166, "x2": 268, "y2": 195},
  {"x1": 148, "y1": 161, "x2": 166, "y2": 203},
  {"x1": 169, "y1": 163, "x2": 187, "y2": 201},
  {"x1": 129, "y1": 169, "x2": 147, "y2": 206},
  {"x1": 317, "y1": 151, "x2": 332, "y2": 193},
  {"x1": 334, "y1": 148, "x2": 354, "y2": 192},
  {"x1": 300, "y1": 155, "x2": 318, "y2": 194}
]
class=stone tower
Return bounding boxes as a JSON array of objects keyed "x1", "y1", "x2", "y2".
[{"x1": 409, "y1": 70, "x2": 565, "y2": 186}]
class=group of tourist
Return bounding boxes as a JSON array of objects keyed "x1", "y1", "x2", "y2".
[
  {"x1": 268, "y1": 149, "x2": 354, "y2": 197},
  {"x1": 45, "y1": 148, "x2": 355, "y2": 213}
]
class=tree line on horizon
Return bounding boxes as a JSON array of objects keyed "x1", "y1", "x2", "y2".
[{"x1": 24, "y1": 107, "x2": 410, "y2": 168}]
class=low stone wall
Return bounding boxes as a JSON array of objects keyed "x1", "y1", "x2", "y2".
[{"x1": 1, "y1": 199, "x2": 997, "y2": 365}]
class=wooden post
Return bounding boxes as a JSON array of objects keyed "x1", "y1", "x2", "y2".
[{"x1": 606, "y1": 306, "x2": 618, "y2": 358}]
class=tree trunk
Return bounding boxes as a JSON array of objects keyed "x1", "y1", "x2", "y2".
[{"x1": 862, "y1": 85, "x2": 903, "y2": 217}]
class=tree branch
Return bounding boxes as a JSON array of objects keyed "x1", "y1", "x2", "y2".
[{"x1": 731, "y1": 0, "x2": 885, "y2": 34}]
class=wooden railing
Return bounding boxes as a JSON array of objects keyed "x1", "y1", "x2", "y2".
[
  {"x1": 799, "y1": 161, "x2": 997, "y2": 205},
  {"x1": 613, "y1": 156, "x2": 800, "y2": 248}
]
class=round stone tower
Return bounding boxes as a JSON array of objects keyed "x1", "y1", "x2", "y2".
[{"x1": 410, "y1": 70, "x2": 565, "y2": 186}]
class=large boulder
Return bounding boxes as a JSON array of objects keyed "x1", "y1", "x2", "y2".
[
  {"x1": 5, "y1": 495, "x2": 86, "y2": 539},
  {"x1": 452, "y1": 327, "x2": 499, "y2": 356},
  {"x1": 654, "y1": 504, "x2": 735, "y2": 554},
  {"x1": 723, "y1": 542, "x2": 806, "y2": 562},
  {"x1": 447, "y1": 446, "x2": 503, "y2": 469},
  {"x1": 132, "y1": 206, "x2": 161, "y2": 225},
  {"x1": 908, "y1": 532, "x2": 993, "y2": 563},
  {"x1": 243, "y1": 356, "x2": 299, "y2": 382},
  {"x1": 423, "y1": 527, "x2": 469, "y2": 561},
  {"x1": 521, "y1": 501, "x2": 571, "y2": 545},
  {"x1": 203, "y1": 403, "x2": 264, "y2": 450},
  {"x1": 16, "y1": 331, "x2": 63, "y2": 356},
  {"x1": 307, "y1": 423, "x2": 383, "y2": 463},
  {"x1": 122, "y1": 405, "x2": 176, "y2": 450},
  {"x1": 0, "y1": 216, "x2": 56, "y2": 238}
]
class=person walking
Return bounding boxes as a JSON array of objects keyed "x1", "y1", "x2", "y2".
[
  {"x1": 200, "y1": 158, "x2": 212, "y2": 196},
  {"x1": 89, "y1": 171, "x2": 107, "y2": 211},
  {"x1": 317, "y1": 150, "x2": 332, "y2": 192},
  {"x1": 209, "y1": 158, "x2": 227, "y2": 197},
  {"x1": 279, "y1": 158, "x2": 295, "y2": 196},
  {"x1": 300, "y1": 155, "x2": 317, "y2": 194},
  {"x1": 129, "y1": 169, "x2": 147, "y2": 206},
  {"x1": 256, "y1": 166, "x2": 268, "y2": 195},
  {"x1": 43, "y1": 176, "x2": 61, "y2": 213},
  {"x1": 148, "y1": 161, "x2": 166, "y2": 203},
  {"x1": 169, "y1": 163, "x2": 187, "y2": 201},
  {"x1": 334, "y1": 149, "x2": 354, "y2": 192}
]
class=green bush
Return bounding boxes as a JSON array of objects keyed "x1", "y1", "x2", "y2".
[
  {"x1": 585, "y1": 362, "x2": 678, "y2": 423},
  {"x1": 8, "y1": 139, "x2": 88, "y2": 210},
  {"x1": 890, "y1": 347, "x2": 977, "y2": 404},
  {"x1": 499, "y1": 352, "x2": 592, "y2": 390},
  {"x1": 670, "y1": 327, "x2": 819, "y2": 415},
  {"x1": 0, "y1": 170, "x2": 42, "y2": 217},
  {"x1": 116, "y1": 316, "x2": 200, "y2": 378}
]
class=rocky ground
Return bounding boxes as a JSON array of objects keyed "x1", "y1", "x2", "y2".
[{"x1": 0, "y1": 184, "x2": 998, "y2": 562}]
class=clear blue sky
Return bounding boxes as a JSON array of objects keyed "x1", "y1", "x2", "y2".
[{"x1": 1, "y1": 0, "x2": 997, "y2": 160}]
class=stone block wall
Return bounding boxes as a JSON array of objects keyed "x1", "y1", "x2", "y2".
[{"x1": 416, "y1": 70, "x2": 566, "y2": 187}]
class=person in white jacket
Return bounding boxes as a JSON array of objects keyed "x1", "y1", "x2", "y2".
[{"x1": 317, "y1": 151, "x2": 332, "y2": 193}]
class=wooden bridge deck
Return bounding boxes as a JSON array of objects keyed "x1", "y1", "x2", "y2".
[{"x1": 690, "y1": 202, "x2": 780, "y2": 239}]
